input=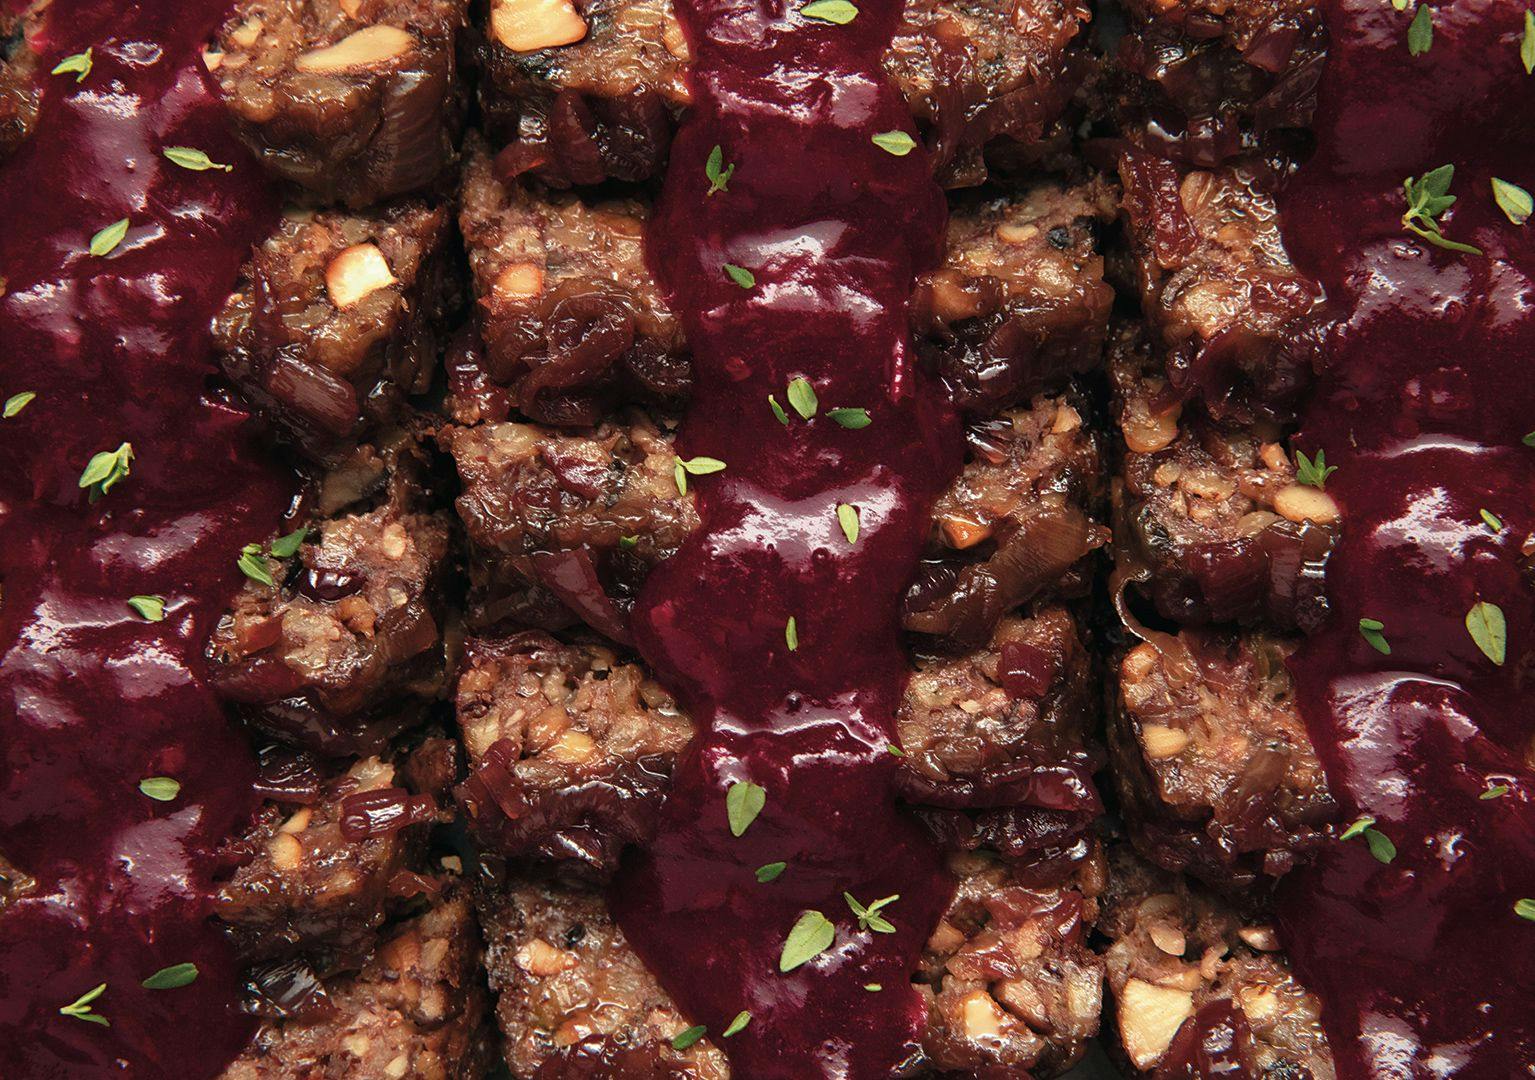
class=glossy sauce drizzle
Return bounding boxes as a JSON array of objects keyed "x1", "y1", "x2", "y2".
[
  {"x1": 1275, "y1": 0, "x2": 1535, "y2": 1073},
  {"x1": 607, "y1": 0, "x2": 961, "y2": 1074},
  {"x1": 0, "y1": 1, "x2": 288, "y2": 1074}
]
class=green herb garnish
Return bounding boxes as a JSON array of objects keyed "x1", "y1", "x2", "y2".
[
  {"x1": 267, "y1": 527, "x2": 309, "y2": 558},
  {"x1": 1466, "y1": 600, "x2": 1506, "y2": 665},
  {"x1": 1340, "y1": 814, "x2": 1395, "y2": 863},
  {"x1": 779, "y1": 910, "x2": 835, "y2": 971},
  {"x1": 1406, "y1": 3, "x2": 1432, "y2": 55},
  {"x1": 722, "y1": 1011, "x2": 752, "y2": 1037},
  {"x1": 51, "y1": 48, "x2": 92, "y2": 83},
  {"x1": 78, "y1": 442, "x2": 133, "y2": 498},
  {"x1": 672, "y1": 1025, "x2": 707, "y2": 1050},
  {"x1": 844, "y1": 892, "x2": 898, "y2": 933},
  {"x1": 141, "y1": 962, "x2": 198, "y2": 990},
  {"x1": 871, "y1": 130, "x2": 916, "y2": 157},
  {"x1": 237, "y1": 543, "x2": 274, "y2": 586},
  {"x1": 725, "y1": 780, "x2": 766, "y2": 837},
  {"x1": 1358, "y1": 617, "x2": 1391, "y2": 655},
  {"x1": 723, "y1": 263, "x2": 756, "y2": 289},
  {"x1": 756, "y1": 861, "x2": 787, "y2": 883},
  {"x1": 138, "y1": 776, "x2": 181, "y2": 802},
  {"x1": 1492, "y1": 178, "x2": 1532, "y2": 226},
  {"x1": 787, "y1": 377, "x2": 818, "y2": 419},
  {"x1": 826, "y1": 407, "x2": 871, "y2": 429},
  {"x1": 785, "y1": 615, "x2": 798, "y2": 651},
  {"x1": 59, "y1": 983, "x2": 108, "y2": 1026},
  {"x1": 1515, "y1": 898, "x2": 1535, "y2": 921},
  {"x1": 800, "y1": 0, "x2": 858, "y2": 22},
  {"x1": 673, "y1": 455, "x2": 727, "y2": 495},
  {"x1": 768, "y1": 395, "x2": 789, "y2": 425},
  {"x1": 837, "y1": 503, "x2": 860, "y2": 544},
  {"x1": 1480, "y1": 508, "x2": 1503, "y2": 532},
  {"x1": 705, "y1": 144, "x2": 735, "y2": 196},
  {"x1": 1294, "y1": 448, "x2": 1336, "y2": 490},
  {"x1": 3, "y1": 391, "x2": 35, "y2": 418},
  {"x1": 1481, "y1": 783, "x2": 1510, "y2": 800},
  {"x1": 1523, "y1": 10, "x2": 1535, "y2": 74},
  {"x1": 89, "y1": 217, "x2": 130, "y2": 258},
  {"x1": 127, "y1": 595, "x2": 167, "y2": 622},
  {"x1": 163, "y1": 146, "x2": 232, "y2": 172},
  {"x1": 1401, "y1": 165, "x2": 1482, "y2": 254}
]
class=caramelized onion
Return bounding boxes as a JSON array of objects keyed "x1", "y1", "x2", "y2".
[
  {"x1": 528, "y1": 547, "x2": 634, "y2": 645},
  {"x1": 338, "y1": 785, "x2": 437, "y2": 840}
]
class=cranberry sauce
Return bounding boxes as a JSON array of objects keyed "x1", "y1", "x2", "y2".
[
  {"x1": 0, "y1": 2, "x2": 289, "y2": 1075},
  {"x1": 606, "y1": 0, "x2": 961, "y2": 1073},
  {"x1": 1274, "y1": 1, "x2": 1535, "y2": 1073}
]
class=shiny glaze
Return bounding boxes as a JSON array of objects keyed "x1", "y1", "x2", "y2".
[
  {"x1": 1275, "y1": 0, "x2": 1535, "y2": 1073},
  {"x1": 608, "y1": 0, "x2": 961, "y2": 1074},
  {"x1": 0, "y1": 2, "x2": 288, "y2": 1075}
]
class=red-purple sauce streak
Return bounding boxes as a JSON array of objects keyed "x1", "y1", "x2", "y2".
[
  {"x1": 607, "y1": 0, "x2": 962, "y2": 1074},
  {"x1": 1275, "y1": 0, "x2": 1535, "y2": 1074},
  {"x1": 0, "y1": 1, "x2": 289, "y2": 1075}
]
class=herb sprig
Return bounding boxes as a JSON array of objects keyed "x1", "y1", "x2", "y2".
[{"x1": 1401, "y1": 165, "x2": 1482, "y2": 255}]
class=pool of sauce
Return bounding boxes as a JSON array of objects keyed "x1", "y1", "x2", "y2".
[
  {"x1": 607, "y1": 0, "x2": 963, "y2": 1074},
  {"x1": 1274, "y1": 0, "x2": 1535, "y2": 1073},
  {"x1": 0, "y1": 1, "x2": 289, "y2": 1074}
]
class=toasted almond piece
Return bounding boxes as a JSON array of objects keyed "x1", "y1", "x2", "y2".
[
  {"x1": 296, "y1": 26, "x2": 414, "y2": 74},
  {"x1": 1119, "y1": 978, "x2": 1195, "y2": 1069},
  {"x1": 546, "y1": 729, "x2": 596, "y2": 764},
  {"x1": 1178, "y1": 171, "x2": 1216, "y2": 216},
  {"x1": 326, "y1": 243, "x2": 398, "y2": 310},
  {"x1": 927, "y1": 919, "x2": 966, "y2": 954},
  {"x1": 960, "y1": 991, "x2": 1005, "y2": 1039},
  {"x1": 1149, "y1": 923, "x2": 1187, "y2": 956},
  {"x1": 1142, "y1": 723, "x2": 1191, "y2": 760},
  {"x1": 996, "y1": 221, "x2": 1040, "y2": 245},
  {"x1": 268, "y1": 832, "x2": 304, "y2": 872},
  {"x1": 516, "y1": 939, "x2": 577, "y2": 976},
  {"x1": 1273, "y1": 483, "x2": 1340, "y2": 524},
  {"x1": 1052, "y1": 404, "x2": 1083, "y2": 434},
  {"x1": 228, "y1": 17, "x2": 263, "y2": 48},
  {"x1": 1238, "y1": 924, "x2": 1280, "y2": 952},
  {"x1": 1237, "y1": 985, "x2": 1282, "y2": 1022},
  {"x1": 494, "y1": 261, "x2": 545, "y2": 300},
  {"x1": 491, "y1": 0, "x2": 589, "y2": 52},
  {"x1": 1259, "y1": 441, "x2": 1289, "y2": 471},
  {"x1": 340, "y1": 0, "x2": 363, "y2": 15},
  {"x1": 384, "y1": 1055, "x2": 410, "y2": 1079},
  {"x1": 201, "y1": 49, "x2": 225, "y2": 71},
  {"x1": 924, "y1": 268, "x2": 984, "y2": 322},
  {"x1": 278, "y1": 806, "x2": 313, "y2": 834},
  {"x1": 1123, "y1": 399, "x2": 1182, "y2": 454}
]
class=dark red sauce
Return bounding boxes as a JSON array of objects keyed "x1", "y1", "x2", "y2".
[
  {"x1": 1274, "y1": 0, "x2": 1535, "y2": 1073},
  {"x1": 607, "y1": 0, "x2": 962, "y2": 1074},
  {"x1": 0, "y1": 1, "x2": 290, "y2": 1074}
]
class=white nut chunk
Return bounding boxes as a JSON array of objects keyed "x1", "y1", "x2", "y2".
[
  {"x1": 295, "y1": 26, "x2": 414, "y2": 74},
  {"x1": 1273, "y1": 483, "x2": 1340, "y2": 525},
  {"x1": 491, "y1": 0, "x2": 589, "y2": 52},
  {"x1": 1119, "y1": 978, "x2": 1195, "y2": 1069},
  {"x1": 326, "y1": 243, "x2": 398, "y2": 310}
]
